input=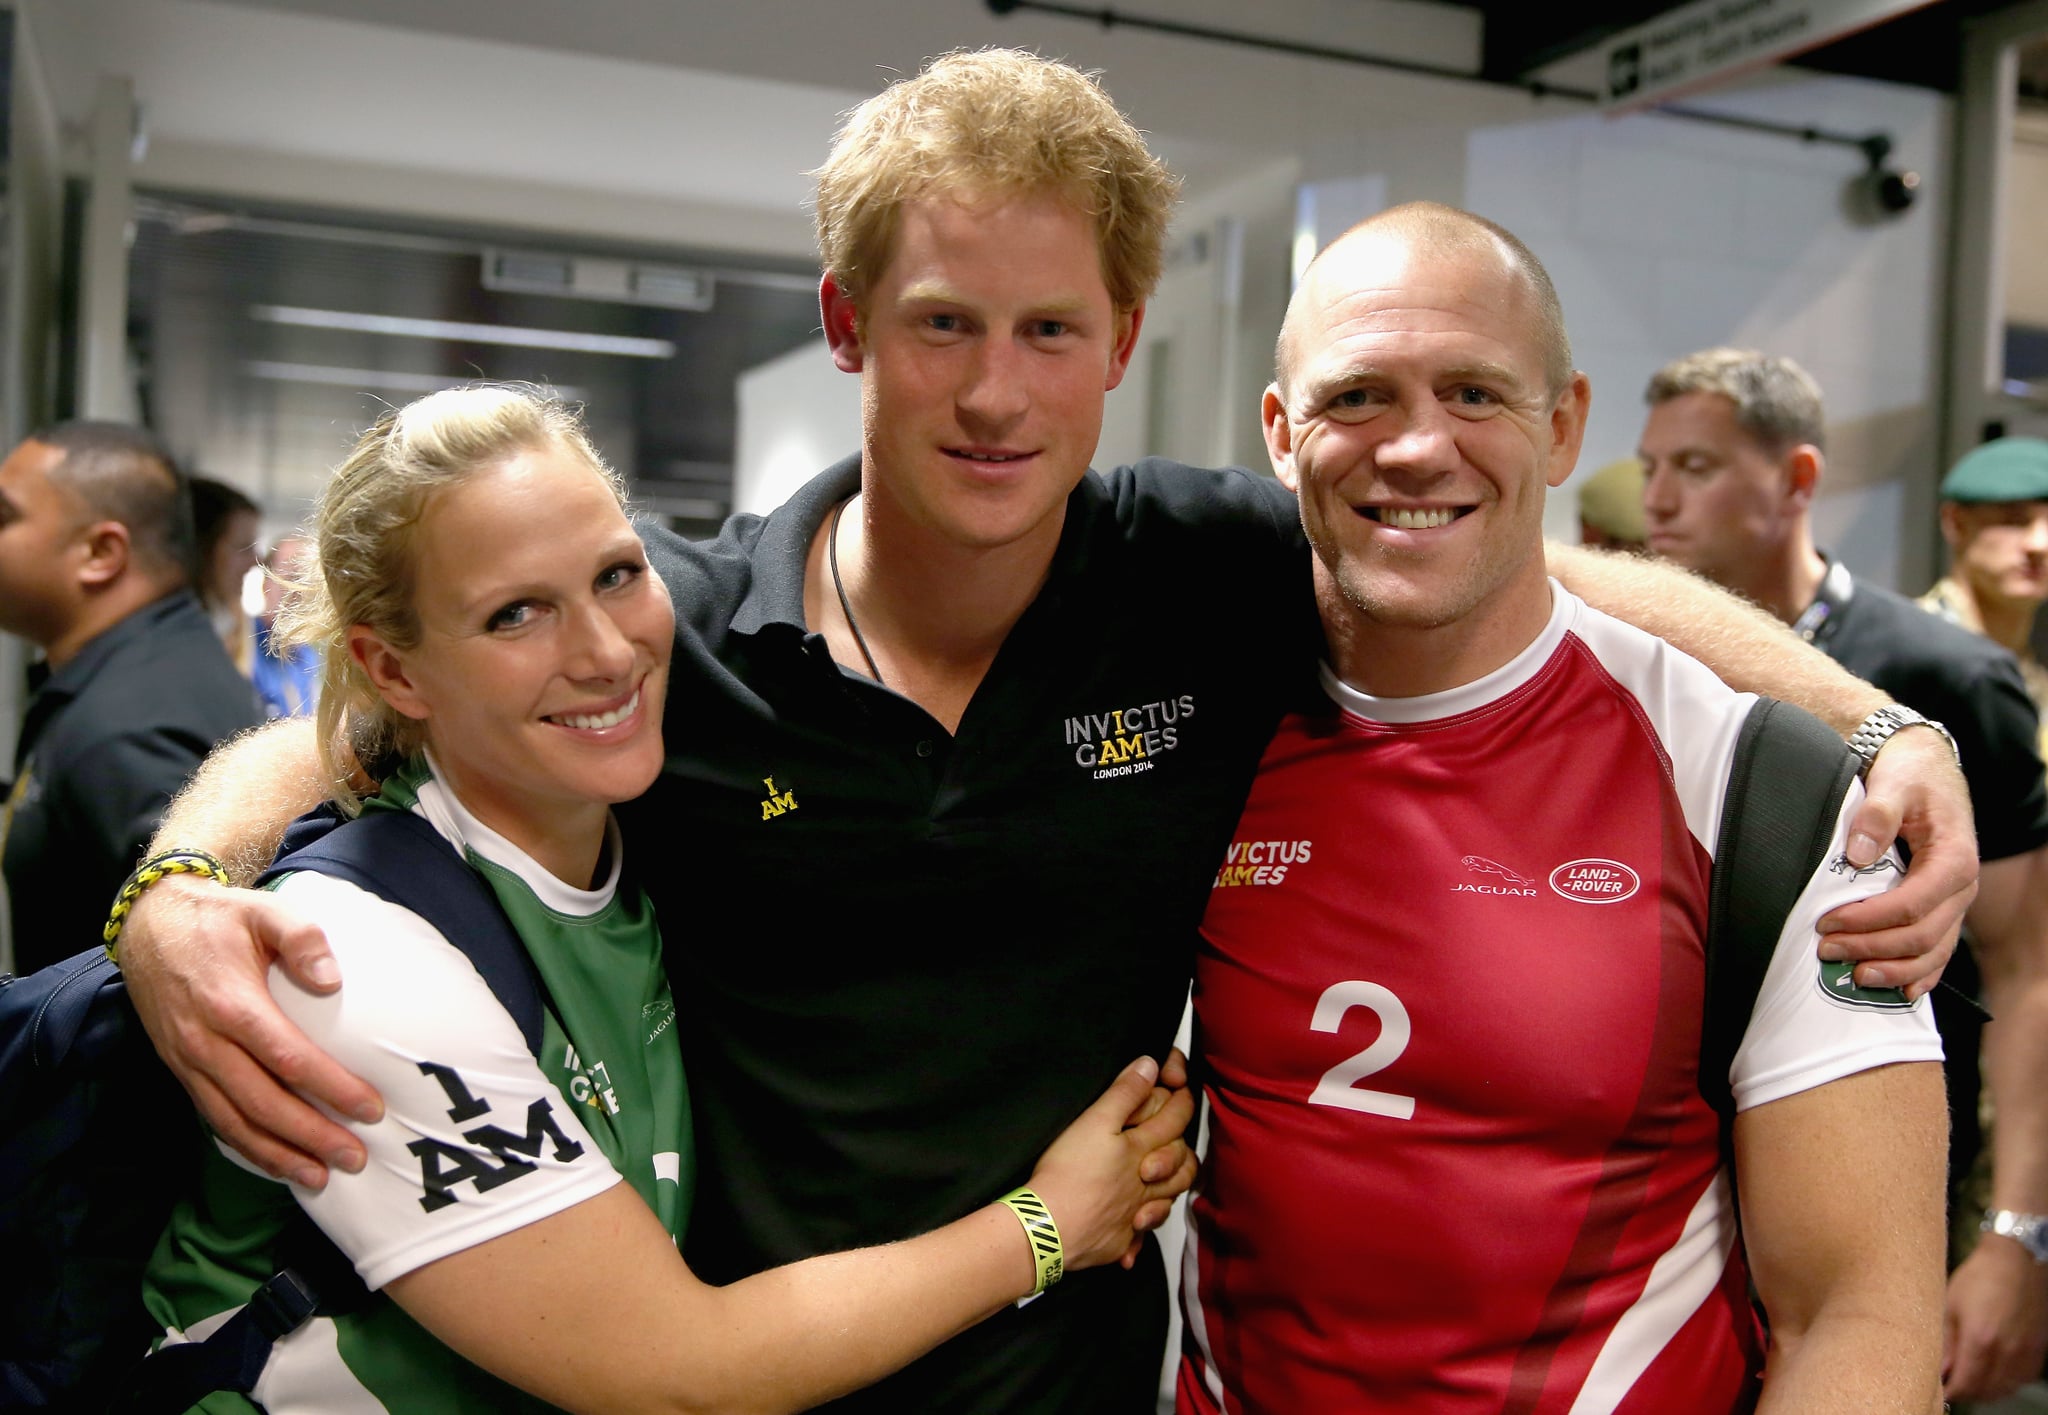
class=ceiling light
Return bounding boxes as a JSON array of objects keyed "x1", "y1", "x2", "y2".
[
  {"x1": 243, "y1": 361, "x2": 587, "y2": 401},
  {"x1": 249, "y1": 305, "x2": 675, "y2": 359}
]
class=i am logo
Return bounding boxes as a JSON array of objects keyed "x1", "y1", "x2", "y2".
[
  {"x1": 759, "y1": 776, "x2": 798, "y2": 821},
  {"x1": 408, "y1": 1060, "x2": 585, "y2": 1214}
]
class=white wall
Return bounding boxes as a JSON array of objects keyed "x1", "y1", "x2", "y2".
[
  {"x1": 1463, "y1": 72, "x2": 1951, "y2": 591},
  {"x1": 732, "y1": 340, "x2": 861, "y2": 517},
  {"x1": 2005, "y1": 110, "x2": 2048, "y2": 330}
]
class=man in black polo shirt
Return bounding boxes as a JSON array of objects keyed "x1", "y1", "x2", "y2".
[
  {"x1": 1640, "y1": 346, "x2": 2048, "y2": 1405},
  {"x1": 114, "y1": 55, "x2": 1975, "y2": 1414},
  {"x1": 0, "y1": 422, "x2": 261, "y2": 973}
]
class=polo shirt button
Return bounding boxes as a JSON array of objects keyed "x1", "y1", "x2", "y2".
[{"x1": 915, "y1": 739, "x2": 935, "y2": 758}]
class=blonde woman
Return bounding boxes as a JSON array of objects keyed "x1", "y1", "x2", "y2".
[{"x1": 140, "y1": 386, "x2": 1194, "y2": 1413}]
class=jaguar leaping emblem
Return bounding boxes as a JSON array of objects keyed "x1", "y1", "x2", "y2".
[
  {"x1": 1827, "y1": 854, "x2": 1904, "y2": 880},
  {"x1": 1462, "y1": 855, "x2": 1535, "y2": 889}
]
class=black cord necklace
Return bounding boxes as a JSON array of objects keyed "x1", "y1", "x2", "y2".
[{"x1": 828, "y1": 497, "x2": 885, "y2": 686}]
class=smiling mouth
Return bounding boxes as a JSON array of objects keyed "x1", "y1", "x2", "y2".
[
  {"x1": 947, "y1": 449, "x2": 1033, "y2": 464},
  {"x1": 546, "y1": 686, "x2": 641, "y2": 732},
  {"x1": 1364, "y1": 507, "x2": 1469, "y2": 530}
]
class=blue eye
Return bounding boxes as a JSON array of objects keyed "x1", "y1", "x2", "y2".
[
  {"x1": 597, "y1": 562, "x2": 643, "y2": 593},
  {"x1": 487, "y1": 602, "x2": 531, "y2": 632}
]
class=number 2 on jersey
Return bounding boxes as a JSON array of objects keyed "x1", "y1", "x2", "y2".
[{"x1": 1307, "y1": 980, "x2": 1416, "y2": 1119}]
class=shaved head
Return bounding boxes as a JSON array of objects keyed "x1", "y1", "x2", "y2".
[
  {"x1": 1277, "y1": 203, "x2": 1571, "y2": 402},
  {"x1": 31, "y1": 420, "x2": 192, "y2": 583}
]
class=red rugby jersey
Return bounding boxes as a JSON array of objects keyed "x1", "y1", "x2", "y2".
[{"x1": 1178, "y1": 588, "x2": 1940, "y2": 1415}]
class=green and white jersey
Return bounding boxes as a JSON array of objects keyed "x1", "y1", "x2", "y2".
[{"x1": 142, "y1": 756, "x2": 690, "y2": 1412}]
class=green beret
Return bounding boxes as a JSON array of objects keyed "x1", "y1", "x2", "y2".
[
  {"x1": 1940, "y1": 437, "x2": 2048, "y2": 504},
  {"x1": 1577, "y1": 458, "x2": 1647, "y2": 542}
]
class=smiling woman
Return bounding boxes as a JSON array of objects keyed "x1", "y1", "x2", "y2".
[{"x1": 135, "y1": 385, "x2": 1198, "y2": 1414}]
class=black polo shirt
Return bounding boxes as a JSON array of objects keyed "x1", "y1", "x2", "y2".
[
  {"x1": 1801, "y1": 556, "x2": 2048, "y2": 863},
  {"x1": 629, "y1": 456, "x2": 1314, "y2": 1413},
  {"x1": 4, "y1": 591, "x2": 262, "y2": 973}
]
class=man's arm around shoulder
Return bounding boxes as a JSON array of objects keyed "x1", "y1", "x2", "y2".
[
  {"x1": 1547, "y1": 541, "x2": 1977, "y2": 996},
  {"x1": 118, "y1": 715, "x2": 381, "y2": 1188},
  {"x1": 1738, "y1": 1059, "x2": 1947, "y2": 1413}
]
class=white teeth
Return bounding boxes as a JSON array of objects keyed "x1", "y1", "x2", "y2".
[
  {"x1": 958, "y1": 451, "x2": 1022, "y2": 462},
  {"x1": 553, "y1": 687, "x2": 639, "y2": 731},
  {"x1": 1373, "y1": 507, "x2": 1457, "y2": 530}
]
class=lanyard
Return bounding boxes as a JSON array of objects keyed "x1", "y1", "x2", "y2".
[{"x1": 1791, "y1": 558, "x2": 1854, "y2": 647}]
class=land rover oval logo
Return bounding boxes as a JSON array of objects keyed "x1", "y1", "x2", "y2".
[{"x1": 1549, "y1": 859, "x2": 1640, "y2": 904}]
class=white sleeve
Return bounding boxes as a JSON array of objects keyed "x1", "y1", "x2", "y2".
[
  {"x1": 1728, "y1": 780, "x2": 1946, "y2": 1112},
  {"x1": 258, "y1": 870, "x2": 621, "y2": 1290}
]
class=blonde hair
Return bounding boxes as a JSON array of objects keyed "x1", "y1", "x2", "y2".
[
  {"x1": 1644, "y1": 348, "x2": 1827, "y2": 455},
  {"x1": 274, "y1": 386, "x2": 624, "y2": 808},
  {"x1": 813, "y1": 48, "x2": 1181, "y2": 319}
]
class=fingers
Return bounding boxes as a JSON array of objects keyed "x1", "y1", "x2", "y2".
[
  {"x1": 1941, "y1": 1335, "x2": 1996, "y2": 1403},
  {"x1": 182, "y1": 1050, "x2": 349, "y2": 1190},
  {"x1": 1159, "y1": 1046, "x2": 1190, "y2": 1091},
  {"x1": 1133, "y1": 1197, "x2": 1177, "y2": 1233},
  {"x1": 1087, "y1": 1056, "x2": 1162, "y2": 1132},
  {"x1": 1125, "y1": 1081, "x2": 1197, "y2": 1153},
  {"x1": 1121, "y1": 1084, "x2": 1171, "y2": 1131},
  {"x1": 1817, "y1": 847, "x2": 1970, "y2": 996},
  {"x1": 263, "y1": 898, "x2": 342, "y2": 991},
  {"x1": 1844, "y1": 784, "x2": 1905, "y2": 868},
  {"x1": 1145, "y1": 1148, "x2": 1200, "y2": 1206},
  {"x1": 1818, "y1": 906, "x2": 1965, "y2": 996}
]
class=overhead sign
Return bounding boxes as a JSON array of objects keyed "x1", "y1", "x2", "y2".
[{"x1": 1599, "y1": 0, "x2": 1935, "y2": 112}]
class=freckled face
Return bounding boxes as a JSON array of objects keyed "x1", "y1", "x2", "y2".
[
  {"x1": 1265, "y1": 236, "x2": 1585, "y2": 643},
  {"x1": 843, "y1": 193, "x2": 1140, "y2": 557}
]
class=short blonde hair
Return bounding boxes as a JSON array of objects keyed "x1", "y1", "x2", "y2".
[
  {"x1": 1645, "y1": 348, "x2": 1826, "y2": 455},
  {"x1": 813, "y1": 48, "x2": 1180, "y2": 318},
  {"x1": 275, "y1": 386, "x2": 624, "y2": 808}
]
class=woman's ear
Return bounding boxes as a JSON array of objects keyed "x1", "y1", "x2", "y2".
[{"x1": 347, "y1": 625, "x2": 431, "y2": 721}]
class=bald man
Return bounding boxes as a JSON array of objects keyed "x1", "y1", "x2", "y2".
[
  {"x1": 1175, "y1": 206, "x2": 1949, "y2": 1415},
  {"x1": 0, "y1": 423, "x2": 261, "y2": 972}
]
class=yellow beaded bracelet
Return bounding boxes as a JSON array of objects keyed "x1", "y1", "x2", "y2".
[
  {"x1": 998, "y1": 1186, "x2": 1064, "y2": 1296},
  {"x1": 103, "y1": 849, "x2": 232, "y2": 964}
]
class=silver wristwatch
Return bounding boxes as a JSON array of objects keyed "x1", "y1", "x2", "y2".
[
  {"x1": 1845, "y1": 704, "x2": 1958, "y2": 779},
  {"x1": 1982, "y1": 1209, "x2": 2048, "y2": 1264}
]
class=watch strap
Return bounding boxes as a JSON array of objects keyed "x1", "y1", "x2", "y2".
[
  {"x1": 1982, "y1": 1208, "x2": 2048, "y2": 1264},
  {"x1": 1845, "y1": 704, "x2": 1958, "y2": 780}
]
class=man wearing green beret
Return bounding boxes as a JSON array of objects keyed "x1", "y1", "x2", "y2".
[
  {"x1": 1922, "y1": 437, "x2": 2048, "y2": 762},
  {"x1": 1575, "y1": 457, "x2": 1649, "y2": 552}
]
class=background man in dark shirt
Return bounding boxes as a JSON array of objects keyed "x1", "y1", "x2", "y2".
[
  {"x1": 0, "y1": 422, "x2": 261, "y2": 973},
  {"x1": 1638, "y1": 348, "x2": 2048, "y2": 1404}
]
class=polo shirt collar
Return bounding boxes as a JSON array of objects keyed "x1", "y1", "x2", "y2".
[
  {"x1": 18, "y1": 590, "x2": 206, "y2": 765},
  {"x1": 729, "y1": 455, "x2": 861, "y2": 637},
  {"x1": 725, "y1": 455, "x2": 1107, "y2": 637},
  {"x1": 35, "y1": 590, "x2": 204, "y2": 701}
]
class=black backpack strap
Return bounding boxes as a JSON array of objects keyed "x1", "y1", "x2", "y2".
[
  {"x1": 121, "y1": 808, "x2": 546, "y2": 1411},
  {"x1": 1700, "y1": 697, "x2": 1862, "y2": 1119},
  {"x1": 120, "y1": 1270, "x2": 320, "y2": 1414},
  {"x1": 257, "y1": 807, "x2": 544, "y2": 1051}
]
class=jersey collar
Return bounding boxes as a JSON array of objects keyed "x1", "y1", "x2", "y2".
[{"x1": 1319, "y1": 580, "x2": 1573, "y2": 725}]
